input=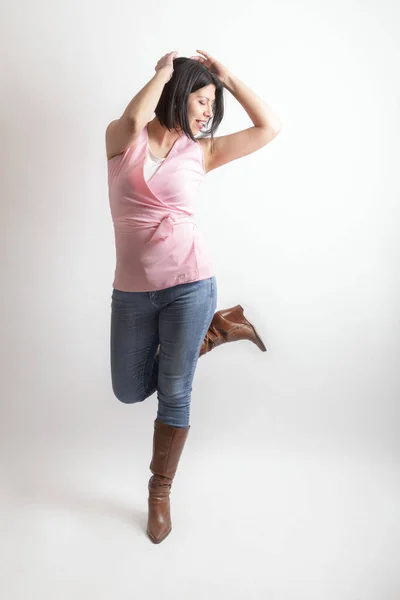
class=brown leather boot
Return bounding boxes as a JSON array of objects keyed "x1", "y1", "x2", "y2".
[
  {"x1": 199, "y1": 304, "x2": 267, "y2": 356},
  {"x1": 155, "y1": 304, "x2": 267, "y2": 359},
  {"x1": 147, "y1": 419, "x2": 190, "y2": 544}
]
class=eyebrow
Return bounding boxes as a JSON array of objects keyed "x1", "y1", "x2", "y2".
[{"x1": 199, "y1": 95, "x2": 216, "y2": 102}]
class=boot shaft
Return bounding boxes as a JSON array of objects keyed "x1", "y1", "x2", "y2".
[{"x1": 149, "y1": 419, "x2": 190, "y2": 480}]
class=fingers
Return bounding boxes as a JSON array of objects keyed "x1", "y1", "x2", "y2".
[
  {"x1": 160, "y1": 50, "x2": 178, "y2": 61},
  {"x1": 190, "y1": 55, "x2": 206, "y2": 64},
  {"x1": 192, "y1": 50, "x2": 212, "y2": 65},
  {"x1": 196, "y1": 49, "x2": 210, "y2": 57}
]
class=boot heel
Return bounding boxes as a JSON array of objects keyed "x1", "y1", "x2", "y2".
[{"x1": 237, "y1": 305, "x2": 267, "y2": 352}]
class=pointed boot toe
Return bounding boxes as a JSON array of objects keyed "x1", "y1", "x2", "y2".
[{"x1": 147, "y1": 504, "x2": 172, "y2": 543}]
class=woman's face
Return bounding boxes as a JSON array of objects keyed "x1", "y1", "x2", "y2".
[{"x1": 186, "y1": 84, "x2": 216, "y2": 136}]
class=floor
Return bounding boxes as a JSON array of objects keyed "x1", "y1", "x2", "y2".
[{"x1": 1, "y1": 413, "x2": 398, "y2": 600}]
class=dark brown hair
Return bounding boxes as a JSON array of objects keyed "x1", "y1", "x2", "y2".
[{"x1": 154, "y1": 57, "x2": 225, "y2": 152}]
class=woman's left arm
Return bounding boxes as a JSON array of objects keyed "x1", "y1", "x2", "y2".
[{"x1": 191, "y1": 50, "x2": 283, "y2": 172}]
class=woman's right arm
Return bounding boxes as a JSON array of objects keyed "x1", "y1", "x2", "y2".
[{"x1": 105, "y1": 52, "x2": 177, "y2": 160}]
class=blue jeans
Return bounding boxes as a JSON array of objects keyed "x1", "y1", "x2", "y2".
[{"x1": 110, "y1": 276, "x2": 217, "y2": 428}]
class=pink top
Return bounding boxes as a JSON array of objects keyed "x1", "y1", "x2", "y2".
[{"x1": 107, "y1": 124, "x2": 216, "y2": 292}]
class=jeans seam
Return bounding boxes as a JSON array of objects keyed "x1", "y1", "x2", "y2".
[{"x1": 139, "y1": 327, "x2": 159, "y2": 398}]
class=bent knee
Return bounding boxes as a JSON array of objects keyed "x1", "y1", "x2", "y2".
[{"x1": 112, "y1": 385, "x2": 147, "y2": 404}]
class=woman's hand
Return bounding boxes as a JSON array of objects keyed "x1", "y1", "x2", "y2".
[
  {"x1": 189, "y1": 49, "x2": 230, "y2": 85},
  {"x1": 154, "y1": 51, "x2": 179, "y2": 82}
]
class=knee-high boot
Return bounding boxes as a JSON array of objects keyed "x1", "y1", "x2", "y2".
[
  {"x1": 156, "y1": 304, "x2": 267, "y2": 360},
  {"x1": 147, "y1": 419, "x2": 190, "y2": 544},
  {"x1": 199, "y1": 304, "x2": 267, "y2": 356}
]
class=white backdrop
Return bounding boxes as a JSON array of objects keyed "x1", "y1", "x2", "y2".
[{"x1": 1, "y1": 0, "x2": 399, "y2": 598}]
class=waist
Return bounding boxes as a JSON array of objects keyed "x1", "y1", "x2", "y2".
[{"x1": 113, "y1": 213, "x2": 196, "y2": 244}]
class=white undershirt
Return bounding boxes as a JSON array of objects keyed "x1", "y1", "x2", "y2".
[{"x1": 143, "y1": 143, "x2": 166, "y2": 183}]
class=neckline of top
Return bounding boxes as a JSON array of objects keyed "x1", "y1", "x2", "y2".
[
  {"x1": 144, "y1": 124, "x2": 183, "y2": 161},
  {"x1": 147, "y1": 145, "x2": 166, "y2": 161}
]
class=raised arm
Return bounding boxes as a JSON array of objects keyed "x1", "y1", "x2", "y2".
[
  {"x1": 105, "y1": 51, "x2": 177, "y2": 160},
  {"x1": 192, "y1": 50, "x2": 283, "y2": 173}
]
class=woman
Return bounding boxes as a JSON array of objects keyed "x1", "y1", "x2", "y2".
[{"x1": 106, "y1": 49, "x2": 282, "y2": 544}]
